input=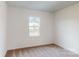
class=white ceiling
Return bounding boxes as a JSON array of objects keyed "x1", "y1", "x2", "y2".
[{"x1": 7, "y1": 1, "x2": 78, "y2": 13}]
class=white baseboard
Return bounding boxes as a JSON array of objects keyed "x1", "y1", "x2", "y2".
[
  {"x1": 54, "y1": 42, "x2": 79, "y2": 55},
  {"x1": 8, "y1": 42, "x2": 54, "y2": 50}
]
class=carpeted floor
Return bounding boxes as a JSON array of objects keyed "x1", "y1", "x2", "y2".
[{"x1": 5, "y1": 44, "x2": 79, "y2": 57}]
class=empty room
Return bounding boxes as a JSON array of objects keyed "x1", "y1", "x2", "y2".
[{"x1": 0, "y1": 1, "x2": 79, "y2": 57}]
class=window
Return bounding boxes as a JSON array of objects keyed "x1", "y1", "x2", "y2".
[{"x1": 29, "y1": 16, "x2": 40, "y2": 37}]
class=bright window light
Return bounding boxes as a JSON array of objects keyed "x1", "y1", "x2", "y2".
[{"x1": 29, "y1": 16, "x2": 40, "y2": 37}]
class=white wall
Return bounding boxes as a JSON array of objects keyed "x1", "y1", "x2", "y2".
[
  {"x1": 7, "y1": 6, "x2": 54, "y2": 50},
  {"x1": 54, "y1": 3, "x2": 79, "y2": 54},
  {"x1": 0, "y1": 1, "x2": 7, "y2": 56}
]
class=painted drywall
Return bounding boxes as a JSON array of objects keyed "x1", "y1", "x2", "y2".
[
  {"x1": 7, "y1": 6, "x2": 54, "y2": 50},
  {"x1": 54, "y1": 3, "x2": 79, "y2": 54},
  {"x1": 0, "y1": 1, "x2": 7, "y2": 56}
]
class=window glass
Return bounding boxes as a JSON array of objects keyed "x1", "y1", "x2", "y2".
[{"x1": 29, "y1": 16, "x2": 40, "y2": 37}]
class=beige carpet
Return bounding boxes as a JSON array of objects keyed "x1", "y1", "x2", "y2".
[{"x1": 5, "y1": 44, "x2": 79, "y2": 57}]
